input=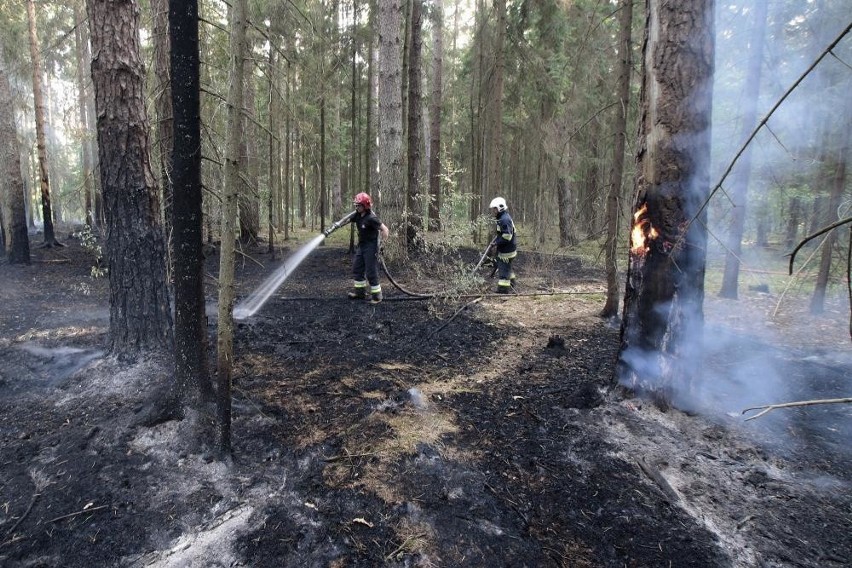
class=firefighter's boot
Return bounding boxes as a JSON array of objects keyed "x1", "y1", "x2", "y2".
[
  {"x1": 369, "y1": 285, "x2": 383, "y2": 304},
  {"x1": 348, "y1": 282, "x2": 367, "y2": 300},
  {"x1": 497, "y1": 278, "x2": 511, "y2": 294}
]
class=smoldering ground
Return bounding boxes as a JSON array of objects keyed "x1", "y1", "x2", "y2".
[{"x1": 2, "y1": 237, "x2": 850, "y2": 567}]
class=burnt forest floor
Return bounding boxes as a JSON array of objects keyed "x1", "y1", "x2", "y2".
[{"x1": 0, "y1": 230, "x2": 850, "y2": 568}]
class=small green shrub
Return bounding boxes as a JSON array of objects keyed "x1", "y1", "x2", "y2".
[{"x1": 73, "y1": 225, "x2": 107, "y2": 278}]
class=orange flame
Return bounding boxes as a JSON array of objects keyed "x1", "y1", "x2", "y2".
[{"x1": 630, "y1": 204, "x2": 658, "y2": 256}]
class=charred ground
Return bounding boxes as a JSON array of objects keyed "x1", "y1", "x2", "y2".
[{"x1": 0, "y1": 232, "x2": 850, "y2": 567}]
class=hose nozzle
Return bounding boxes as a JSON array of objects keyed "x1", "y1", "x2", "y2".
[{"x1": 323, "y1": 210, "x2": 357, "y2": 237}]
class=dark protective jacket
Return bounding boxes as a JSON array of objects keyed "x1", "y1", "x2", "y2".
[
  {"x1": 494, "y1": 210, "x2": 517, "y2": 254},
  {"x1": 353, "y1": 210, "x2": 383, "y2": 244}
]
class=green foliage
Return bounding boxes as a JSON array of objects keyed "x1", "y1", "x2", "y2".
[{"x1": 73, "y1": 225, "x2": 107, "y2": 278}]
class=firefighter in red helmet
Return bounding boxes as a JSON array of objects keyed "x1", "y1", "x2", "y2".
[{"x1": 348, "y1": 192, "x2": 389, "y2": 303}]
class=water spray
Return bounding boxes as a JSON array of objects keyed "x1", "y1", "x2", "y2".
[{"x1": 233, "y1": 211, "x2": 356, "y2": 320}]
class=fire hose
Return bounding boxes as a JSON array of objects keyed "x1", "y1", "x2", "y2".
[
  {"x1": 380, "y1": 237, "x2": 501, "y2": 299},
  {"x1": 324, "y1": 211, "x2": 499, "y2": 299},
  {"x1": 471, "y1": 237, "x2": 498, "y2": 275}
]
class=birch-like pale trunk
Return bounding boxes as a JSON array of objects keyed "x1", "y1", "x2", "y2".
[{"x1": 217, "y1": 0, "x2": 248, "y2": 456}]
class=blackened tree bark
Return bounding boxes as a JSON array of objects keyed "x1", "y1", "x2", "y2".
[
  {"x1": 26, "y1": 0, "x2": 59, "y2": 246},
  {"x1": 88, "y1": 0, "x2": 173, "y2": 354},
  {"x1": 618, "y1": 0, "x2": 715, "y2": 404},
  {"x1": 427, "y1": 0, "x2": 444, "y2": 232},
  {"x1": 601, "y1": 0, "x2": 633, "y2": 319},
  {"x1": 0, "y1": 46, "x2": 30, "y2": 264},
  {"x1": 170, "y1": 0, "x2": 213, "y2": 410},
  {"x1": 719, "y1": 0, "x2": 768, "y2": 299}
]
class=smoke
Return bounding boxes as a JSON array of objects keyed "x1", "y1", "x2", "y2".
[{"x1": 711, "y1": 3, "x2": 852, "y2": 243}]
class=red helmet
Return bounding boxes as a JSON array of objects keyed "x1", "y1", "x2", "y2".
[{"x1": 353, "y1": 192, "x2": 372, "y2": 209}]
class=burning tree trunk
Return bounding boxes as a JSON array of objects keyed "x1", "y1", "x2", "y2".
[{"x1": 618, "y1": 0, "x2": 715, "y2": 406}]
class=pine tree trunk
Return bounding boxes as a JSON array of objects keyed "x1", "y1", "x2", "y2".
[
  {"x1": 151, "y1": 0, "x2": 173, "y2": 244},
  {"x1": 378, "y1": 0, "x2": 405, "y2": 232},
  {"x1": 427, "y1": 0, "x2": 443, "y2": 232},
  {"x1": 719, "y1": 0, "x2": 768, "y2": 299},
  {"x1": 74, "y1": 5, "x2": 95, "y2": 231},
  {"x1": 405, "y1": 0, "x2": 423, "y2": 248},
  {"x1": 320, "y1": 97, "x2": 327, "y2": 234},
  {"x1": 88, "y1": 0, "x2": 173, "y2": 354},
  {"x1": 784, "y1": 197, "x2": 801, "y2": 250},
  {"x1": 171, "y1": 0, "x2": 212, "y2": 411},
  {"x1": 0, "y1": 47, "x2": 30, "y2": 264},
  {"x1": 366, "y1": 6, "x2": 377, "y2": 196},
  {"x1": 27, "y1": 0, "x2": 58, "y2": 245},
  {"x1": 557, "y1": 177, "x2": 574, "y2": 247},
  {"x1": 217, "y1": 0, "x2": 249, "y2": 456},
  {"x1": 331, "y1": 0, "x2": 343, "y2": 220},
  {"x1": 284, "y1": 60, "x2": 292, "y2": 240},
  {"x1": 602, "y1": 0, "x2": 633, "y2": 319},
  {"x1": 239, "y1": 62, "x2": 260, "y2": 243},
  {"x1": 618, "y1": 0, "x2": 714, "y2": 405},
  {"x1": 267, "y1": 41, "x2": 278, "y2": 253},
  {"x1": 810, "y1": 137, "x2": 850, "y2": 314},
  {"x1": 487, "y1": 0, "x2": 505, "y2": 207}
]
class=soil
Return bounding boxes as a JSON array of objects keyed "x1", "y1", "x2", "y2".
[{"x1": 1, "y1": 231, "x2": 850, "y2": 568}]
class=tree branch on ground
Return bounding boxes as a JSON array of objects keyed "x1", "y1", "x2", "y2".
[{"x1": 742, "y1": 398, "x2": 852, "y2": 421}]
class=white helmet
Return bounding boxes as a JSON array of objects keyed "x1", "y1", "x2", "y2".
[{"x1": 489, "y1": 197, "x2": 507, "y2": 212}]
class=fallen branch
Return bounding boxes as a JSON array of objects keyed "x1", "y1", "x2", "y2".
[
  {"x1": 742, "y1": 397, "x2": 852, "y2": 421},
  {"x1": 636, "y1": 458, "x2": 679, "y2": 504},
  {"x1": 323, "y1": 451, "x2": 378, "y2": 463},
  {"x1": 48, "y1": 504, "x2": 108, "y2": 523},
  {"x1": 4, "y1": 493, "x2": 40, "y2": 537},
  {"x1": 427, "y1": 297, "x2": 483, "y2": 339}
]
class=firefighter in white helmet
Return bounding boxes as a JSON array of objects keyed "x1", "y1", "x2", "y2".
[{"x1": 488, "y1": 197, "x2": 517, "y2": 294}]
